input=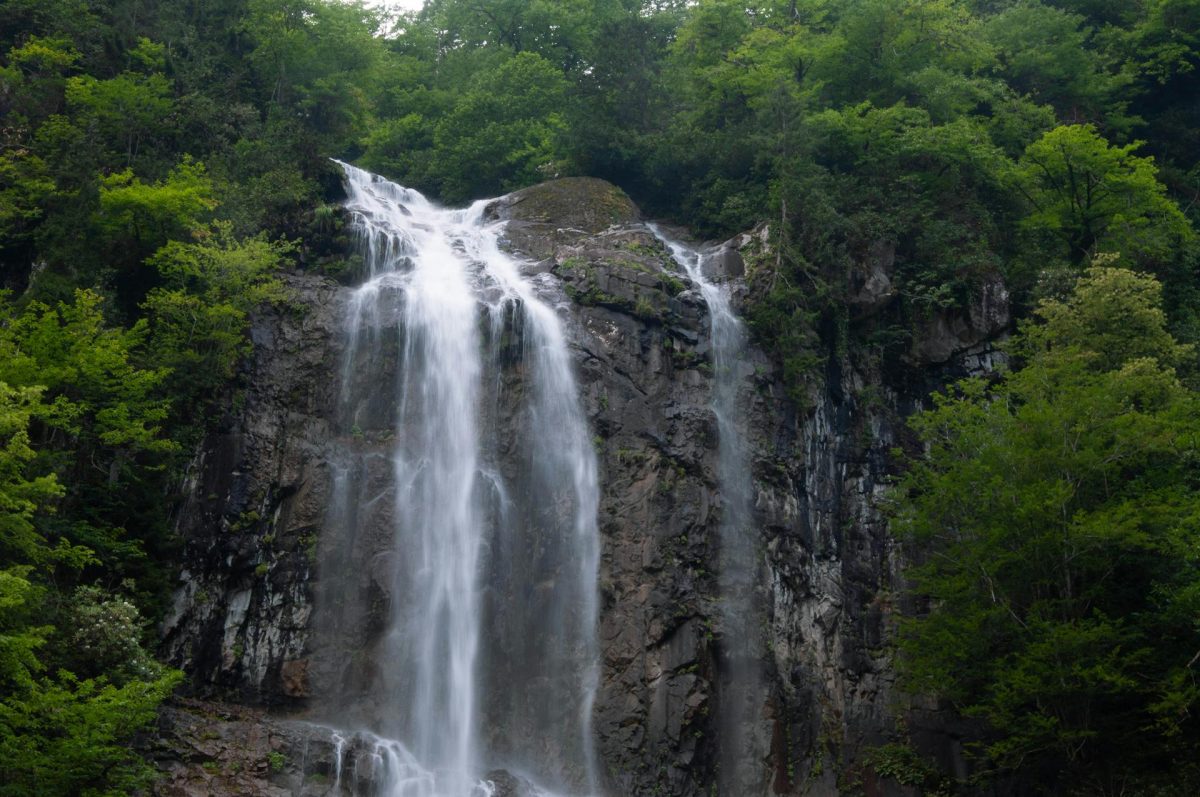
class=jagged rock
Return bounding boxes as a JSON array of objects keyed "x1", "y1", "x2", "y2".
[
  {"x1": 160, "y1": 272, "x2": 344, "y2": 708},
  {"x1": 149, "y1": 700, "x2": 336, "y2": 797},
  {"x1": 279, "y1": 659, "x2": 310, "y2": 698},
  {"x1": 159, "y1": 178, "x2": 1007, "y2": 796},
  {"x1": 848, "y1": 241, "x2": 897, "y2": 318},
  {"x1": 482, "y1": 770, "x2": 539, "y2": 797},
  {"x1": 705, "y1": 241, "x2": 746, "y2": 281},
  {"x1": 484, "y1": 177, "x2": 641, "y2": 262},
  {"x1": 912, "y1": 274, "x2": 1010, "y2": 363}
]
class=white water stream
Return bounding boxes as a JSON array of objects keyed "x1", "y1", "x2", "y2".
[
  {"x1": 316, "y1": 163, "x2": 600, "y2": 796},
  {"x1": 649, "y1": 224, "x2": 767, "y2": 794}
]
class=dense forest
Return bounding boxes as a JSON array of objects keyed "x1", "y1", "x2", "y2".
[{"x1": 0, "y1": 0, "x2": 1198, "y2": 794}]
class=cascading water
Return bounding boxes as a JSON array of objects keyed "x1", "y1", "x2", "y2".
[
  {"x1": 649, "y1": 224, "x2": 769, "y2": 794},
  {"x1": 311, "y1": 162, "x2": 600, "y2": 796}
]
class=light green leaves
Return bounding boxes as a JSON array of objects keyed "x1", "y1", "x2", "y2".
[
  {"x1": 1016, "y1": 124, "x2": 1193, "y2": 269},
  {"x1": 96, "y1": 157, "x2": 218, "y2": 251},
  {"x1": 0, "y1": 386, "x2": 63, "y2": 563},
  {"x1": 142, "y1": 223, "x2": 289, "y2": 411}
]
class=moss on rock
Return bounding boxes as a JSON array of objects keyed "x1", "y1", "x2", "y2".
[{"x1": 487, "y1": 177, "x2": 639, "y2": 233}]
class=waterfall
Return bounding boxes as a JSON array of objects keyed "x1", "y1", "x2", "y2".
[
  {"x1": 649, "y1": 224, "x2": 768, "y2": 794},
  {"x1": 313, "y1": 162, "x2": 600, "y2": 796}
]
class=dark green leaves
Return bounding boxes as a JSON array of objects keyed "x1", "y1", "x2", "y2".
[{"x1": 893, "y1": 267, "x2": 1200, "y2": 788}]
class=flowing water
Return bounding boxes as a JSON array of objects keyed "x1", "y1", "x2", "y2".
[
  {"x1": 649, "y1": 225, "x2": 768, "y2": 794},
  {"x1": 312, "y1": 163, "x2": 600, "y2": 796}
]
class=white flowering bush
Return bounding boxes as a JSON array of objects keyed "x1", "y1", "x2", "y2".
[{"x1": 64, "y1": 585, "x2": 159, "y2": 682}]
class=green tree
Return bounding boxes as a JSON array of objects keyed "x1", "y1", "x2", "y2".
[
  {"x1": 63, "y1": 38, "x2": 173, "y2": 167},
  {"x1": 0, "y1": 151, "x2": 56, "y2": 260},
  {"x1": 142, "y1": 223, "x2": 288, "y2": 420},
  {"x1": 0, "y1": 384, "x2": 63, "y2": 563},
  {"x1": 1015, "y1": 124, "x2": 1193, "y2": 270},
  {"x1": 1123, "y1": 0, "x2": 1200, "y2": 88},
  {"x1": 0, "y1": 568, "x2": 181, "y2": 797},
  {"x1": 0, "y1": 290, "x2": 175, "y2": 576},
  {"x1": 242, "y1": 0, "x2": 388, "y2": 144},
  {"x1": 96, "y1": 157, "x2": 217, "y2": 256},
  {"x1": 893, "y1": 266, "x2": 1200, "y2": 791},
  {"x1": 0, "y1": 376, "x2": 179, "y2": 797},
  {"x1": 94, "y1": 156, "x2": 219, "y2": 311},
  {"x1": 0, "y1": 291, "x2": 173, "y2": 460},
  {"x1": 563, "y1": 10, "x2": 676, "y2": 197},
  {"x1": 428, "y1": 51, "x2": 571, "y2": 201},
  {"x1": 0, "y1": 37, "x2": 78, "y2": 285},
  {"x1": 422, "y1": 0, "x2": 633, "y2": 74},
  {"x1": 0, "y1": 568, "x2": 50, "y2": 691},
  {"x1": 816, "y1": 0, "x2": 991, "y2": 108},
  {"x1": 0, "y1": 36, "x2": 79, "y2": 135},
  {"x1": 802, "y1": 103, "x2": 1015, "y2": 307},
  {"x1": 0, "y1": 668, "x2": 180, "y2": 797},
  {"x1": 982, "y1": 3, "x2": 1132, "y2": 132}
]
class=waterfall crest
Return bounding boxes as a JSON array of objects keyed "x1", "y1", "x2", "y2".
[{"x1": 311, "y1": 162, "x2": 601, "y2": 797}]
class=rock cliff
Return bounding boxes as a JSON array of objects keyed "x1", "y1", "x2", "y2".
[{"x1": 157, "y1": 177, "x2": 1007, "y2": 796}]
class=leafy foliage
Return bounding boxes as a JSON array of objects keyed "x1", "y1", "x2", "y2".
[
  {"x1": 0, "y1": 374, "x2": 178, "y2": 797},
  {"x1": 1016, "y1": 125, "x2": 1194, "y2": 271},
  {"x1": 142, "y1": 224, "x2": 288, "y2": 421},
  {"x1": 0, "y1": 385, "x2": 63, "y2": 563},
  {"x1": 892, "y1": 267, "x2": 1200, "y2": 791},
  {"x1": 0, "y1": 589, "x2": 180, "y2": 797}
]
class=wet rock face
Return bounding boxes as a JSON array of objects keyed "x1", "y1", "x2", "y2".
[
  {"x1": 161, "y1": 179, "x2": 1007, "y2": 795},
  {"x1": 150, "y1": 701, "x2": 333, "y2": 797},
  {"x1": 161, "y1": 273, "x2": 346, "y2": 709},
  {"x1": 152, "y1": 701, "x2": 435, "y2": 797}
]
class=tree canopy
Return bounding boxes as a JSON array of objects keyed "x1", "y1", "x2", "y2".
[{"x1": 894, "y1": 266, "x2": 1200, "y2": 792}]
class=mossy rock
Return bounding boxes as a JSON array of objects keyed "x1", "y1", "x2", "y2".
[{"x1": 486, "y1": 177, "x2": 640, "y2": 233}]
